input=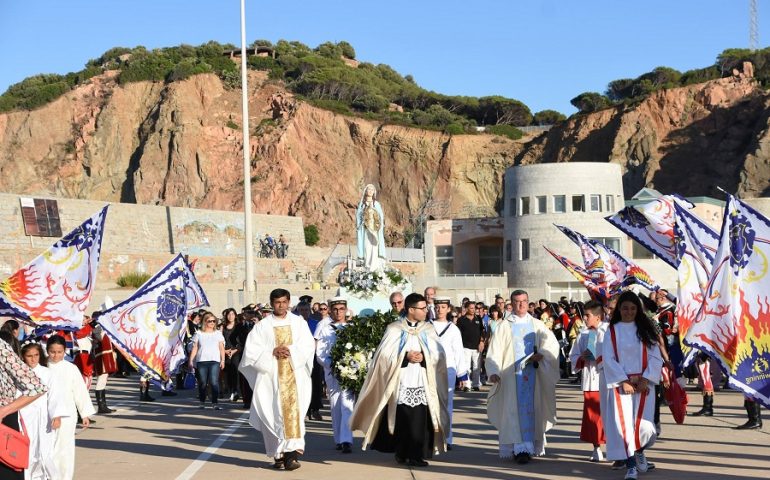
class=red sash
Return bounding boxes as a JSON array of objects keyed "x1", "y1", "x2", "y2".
[{"x1": 609, "y1": 324, "x2": 649, "y2": 452}]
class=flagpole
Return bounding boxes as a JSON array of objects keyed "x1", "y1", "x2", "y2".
[{"x1": 240, "y1": 0, "x2": 255, "y2": 297}]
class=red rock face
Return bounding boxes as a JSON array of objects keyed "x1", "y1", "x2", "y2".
[
  {"x1": 0, "y1": 72, "x2": 521, "y2": 245},
  {"x1": 515, "y1": 76, "x2": 770, "y2": 199}
]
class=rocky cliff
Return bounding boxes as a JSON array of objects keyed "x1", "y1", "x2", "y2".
[
  {"x1": 1, "y1": 70, "x2": 768, "y2": 247},
  {"x1": 515, "y1": 75, "x2": 770, "y2": 198},
  {"x1": 0, "y1": 71, "x2": 521, "y2": 245}
]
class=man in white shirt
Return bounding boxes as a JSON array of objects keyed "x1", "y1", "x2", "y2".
[
  {"x1": 431, "y1": 296, "x2": 468, "y2": 449},
  {"x1": 315, "y1": 297, "x2": 355, "y2": 453}
]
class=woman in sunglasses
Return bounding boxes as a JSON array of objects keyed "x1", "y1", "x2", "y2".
[{"x1": 189, "y1": 312, "x2": 226, "y2": 410}]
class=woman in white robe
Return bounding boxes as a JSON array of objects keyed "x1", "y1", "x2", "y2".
[
  {"x1": 46, "y1": 335, "x2": 96, "y2": 480},
  {"x1": 600, "y1": 292, "x2": 662, "y2": 480},
  {"x1": 19, "y1": 343, "x2": 67, "y2": 480}
]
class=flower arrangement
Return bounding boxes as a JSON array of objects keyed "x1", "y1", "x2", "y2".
[
  {"x1": 330, "y1": 310, "x2": 399, "y2": 394},
  {"x1": 341, "y1": 266, "x2": 408, "y2": 298}
]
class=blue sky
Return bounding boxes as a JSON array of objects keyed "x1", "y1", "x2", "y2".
[{"x1": 0, "y1": 1, "x2": 765, "y2": 113}]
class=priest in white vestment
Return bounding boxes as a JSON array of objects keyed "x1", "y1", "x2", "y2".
[
  {"x1": 239, "y1": 289, "x2": 315, "y2": 471},
  {"x1": 350, "y1": 293, "x2": 449, "y2": 467},
  {"x1": 486, "y1": 290, "x2": 559, "y2": 463},
  {"x1": 431, "y1": 296, "x2": 468, "y2": 448}
]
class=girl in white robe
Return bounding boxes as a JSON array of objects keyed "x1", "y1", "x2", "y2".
[
  {"x1": 19, "y1": 343, "x2": 67, "y2": 480},
  {"x1": 600, "y1": 292, "x2": 662, "y2": 480},
  {"x1": 46, "y1": 335, "x2": 97, "y2": 480}
]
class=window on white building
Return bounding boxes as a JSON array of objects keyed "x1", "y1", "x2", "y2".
[
  {"x1": 605, "y1": 194, "x2": 615, "y2": 213},
  {"x1": 519, "y1": 238, "x2": 530, "y2": 261},
  {"x1": 479, "y1": 245, "x2": 503, "y2": 274},
  {"x1": 553, "y1": 195, "x2": 566, "y2": 213},
  {"x1": 505, "y1": 240, "x2": 512, "y2": 262},
  {"x1": 520, "y1": 197, "x2": 530, "y2": 216},
  {"x1": 436, "y1": 246, "x2": 454, "y2": 275},
  {"x1": 591, "y1": 237, "x2": 621, "y2": 252},
  {"x1": 509, "y1": 198, "x2": 516, "y2": 216},
  {"x1": 536, "y1": 195, "x2": 547, "y2": 214},
  {"x1": 590, "y1": 194, "x2": 602, "y2": 212},
  {"x1": 572, "y1": 195, "x2": 585, "y2": 212},
  {"x1": 631, "y1": 240, "x2": 655, "y2": 259}
]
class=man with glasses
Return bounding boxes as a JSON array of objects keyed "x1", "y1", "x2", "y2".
[
  {"x1": 239, "y1": 289, "x2": 316, "y2": 471},
  {"x1": 315, "y1": 297, "x2": 355, "y2": 453},
  {"x1": 424, "y1": 286, "x2": 437, "y2": 321},
  {"x1": 389, "y1": 291, "x2": 404, "y2": 315},
  {"x1": 486, "y1": 290, "x2": 559, "y2": 464},
  {"x1": 351, "y1": 293, "x2": 449, "y2": 467}
]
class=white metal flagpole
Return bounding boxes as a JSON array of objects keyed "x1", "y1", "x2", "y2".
[{"x1": 240, "y1": 0, "x2": 255, "y2": 296}]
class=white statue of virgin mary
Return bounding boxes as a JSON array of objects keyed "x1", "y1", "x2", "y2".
[{"x1": 356, "y1": 184, "x2": 387, "y2": 271}]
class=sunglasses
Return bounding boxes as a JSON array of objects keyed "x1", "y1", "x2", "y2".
[{"x1": 320, "y1": 307, "x2": 328, "y2": 311}]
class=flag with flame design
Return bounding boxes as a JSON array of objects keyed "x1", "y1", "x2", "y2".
[
  {"x1": 684, "y1": 196, "x2": 770, "y2": 407},
  {"x1": 0, "y1": 206, "x2": 108, "y2": 330},
  {"x1": 95, "y1": 269, "x2": 190, "y2": 388},
  {"x1": 139, "y1": 254, "x2": 209, "y2": 310},
  {"x1": 543, "y1": 246, "x2": 607, "y2": 301},
  {"x1": 606, "y1": 195, "x2": 717, "y2": 268}
]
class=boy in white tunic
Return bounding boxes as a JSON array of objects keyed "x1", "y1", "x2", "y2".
[
  {"x1": 315, "y1": 297, "x2": 355, "y2": 453},
  {"x1": 431, "y1": 296, "x2": 468, "y2": 449},
  {"x1": 239, "y1": 289, "x2": 315, "y2": 471},
  {"x1": 601, "y1": 292, "x2": 663, "y2": 480}
]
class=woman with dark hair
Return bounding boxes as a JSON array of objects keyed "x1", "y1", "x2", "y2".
[
  {"x1": 221, "y1": 308, "x2": 240, "y2": 401},
  {"x1": 0, "y1": 336, "x2": 47, "y2": 480},
  {"x1": 601, "y1": 291, "x2": 663, "y2": 480},
  {"x1": 20, "y1": 342, "x2": 66, "y2": 479},
  {"x1": 47, "y1": 334, "x2": 96, "y2": 480}
]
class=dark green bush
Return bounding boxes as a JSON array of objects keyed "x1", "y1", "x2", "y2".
[
  {"x1": 304, "y1": 224, "x2": 320, "y2": 246},
  {"x1": 486, "y1": 124, "x2": 523, "y2": 140}
]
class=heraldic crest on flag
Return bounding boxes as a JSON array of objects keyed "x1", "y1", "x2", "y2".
[
  {"x1": 684, "y1": 195, "x2": 770, "y2": 407},
  {"x1": 0, "y1": 206, "x2": 108, "y2": 330},
  {"x1": 96, "y1": 254, "x2": 209, "y2": 388}
]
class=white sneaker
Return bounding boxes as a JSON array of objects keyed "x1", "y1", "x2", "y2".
[
  {"x1": 589, "y1": 447, "x2": 604, "y2": 462},
  {"x1": 625, "y1": 467, "x2": 638, "y2": 480},
  {"x1": 635, "y1": 452, "x2": 655, "y2": 472}
]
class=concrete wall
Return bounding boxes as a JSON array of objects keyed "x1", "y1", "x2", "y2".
[{"x1": 0, "y1": 193, "x2": 318, "y2": 312}]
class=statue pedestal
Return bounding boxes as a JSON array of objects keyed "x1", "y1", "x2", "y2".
[{"x1": 338, "y1": 282, "x2": 413, "y2": 317}]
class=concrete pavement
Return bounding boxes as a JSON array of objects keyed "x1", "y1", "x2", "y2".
[{"x1": 74, "y1": 377, "x2": 769, "y2": 479}]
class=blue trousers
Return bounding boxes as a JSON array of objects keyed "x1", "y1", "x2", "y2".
[{"x1": 196, "y1": 361, "x2": 221, "y2": 403}]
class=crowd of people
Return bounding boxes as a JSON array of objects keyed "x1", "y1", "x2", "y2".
[
  {"x1": 259, "y1": 233, "x2": 288, "y2": 258},
  {"x1": 0, "y1": 285, "x2": 763, "y2": 479}
]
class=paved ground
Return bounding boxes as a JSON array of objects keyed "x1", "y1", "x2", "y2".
[{"x1": 75, "y1": 377, "x2": 769, "y2": 479}]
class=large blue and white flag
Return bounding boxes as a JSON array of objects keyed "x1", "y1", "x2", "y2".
[
  {"x1": 0, "y1": 206, "x2": 108, "y2": 330},
  {"x1": 95, "y1": 269, "x2": 189, "y2": 388},
  {"x1": 140, "y1": 254, "x2": 209, "y2": 310},
  {"x1": 685, "y1": 196, "x2": 770, "y2": 408},
  {"x1": 606, "y1": 195, "x2": 717, "y2": 268}
]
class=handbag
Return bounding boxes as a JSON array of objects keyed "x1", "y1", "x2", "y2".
[
  {"x1": 183, "y1": 370, "x2": 196, "y2": 390},
  {"x1": 662, "y1": 365, "x2": 688, "y2": 424},
  {"x1": 0, "y1": 416, "x2": 29, "y2": 471}
]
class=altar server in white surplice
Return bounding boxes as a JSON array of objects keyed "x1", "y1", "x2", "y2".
[
  {"x1": 46, "y1": 335, "x2": 96, "y2": 480},
  {"x1": 486, "y1": 290, "x2": 559, "y2": 464},
  {"x1": 239, "y1": 289, "x2": 315, "y2": 472},
  {"x1": 431, "y1": 296, "x2": 468, "y2": 449},
  {"x1": 601, "y1": 291, "x2": 663, "y2": 480},
  {"x1": 315, "y1": 297, "x2": 355, "y2": 453},
  {"x1": 19, "y1": 342, "x2": 67, "y2": 480}
]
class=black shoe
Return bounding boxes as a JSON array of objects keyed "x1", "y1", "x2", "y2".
[
  {"x1": 341, "y1": 442, "x2": 352, "y2": 454},
  {"x1": 472, "y1": 387, "x2": 480, "y2": 392},
  {"x1": 408, "y1": 458, "x2": 429, "y2": 467},
  {"x1": 395, "y1": 454, "x2": 407, "y2": 464},
  {"x1": 161, "y1": 390, "x2": 178, "y2": 397},
  {"x1": 284, "y1": 451, "x2": 301, "y2": 471},
  {"x1": 273, "y1": 458, "x2": 284, "y2": 469},
  {"x1": 336, "y1": 443, "x2": 342, "y2": 451},
  {"x1": 462, "y1": 387, "x2": 471, "y2": 393},
  {"x1": 515, "y1": 452, "x2": 531, "y2": 464},
  {"x1": 446, "y1": 444, "x2": 453, "y2": 451},
  {"x1": 311, "y1": 410, "x2": 323, "y2": 421}
]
